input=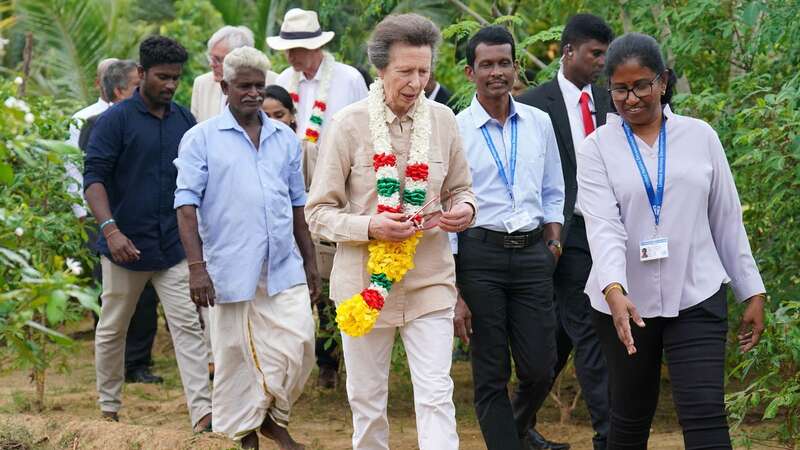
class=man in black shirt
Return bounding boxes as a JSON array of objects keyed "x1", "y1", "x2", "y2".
[{"x1": 84, "y1": 36, "x2": 212, "y2": 432}]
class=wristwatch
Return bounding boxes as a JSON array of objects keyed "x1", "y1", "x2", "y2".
[{"x1": 546, "y1": 239, "x2": 562, "y2": 255}]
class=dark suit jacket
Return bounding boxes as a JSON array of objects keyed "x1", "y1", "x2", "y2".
[
  {"x1": 78, "y1": 114, "x2": 100, "y2": 151},
  {"x1": 516, "y1": 78, "x2": 610, "y2": 241},
  {"x1": 430, "y1": 83, "x2": 461, "y2": 113}
]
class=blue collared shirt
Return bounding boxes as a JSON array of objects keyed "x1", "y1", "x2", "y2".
[
  {"x1": 456, "y1": 95, "x2": 565, "y2": 234},
  {"x1": 84, "y1": 89, "x2": 195, "y2": 271},
  {"x1": 173, "y1": 107, "x2": 307, "y2": 302}
]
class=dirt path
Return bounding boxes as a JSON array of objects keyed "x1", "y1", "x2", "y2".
[{"x1": 0, "y1": 323, "x2": 759, "y2": 449}]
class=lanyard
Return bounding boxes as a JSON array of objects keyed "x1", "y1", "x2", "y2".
[
  {"x1": 480, "y1": 115, "x2": 518, "y2": 208},
  {"x1": 622, "y1": 119, "x2": 666, "y2": 226}
]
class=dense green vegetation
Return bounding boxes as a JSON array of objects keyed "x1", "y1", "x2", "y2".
[{"x1": 0, "y1": 0, "x2": 797, "y2": 446}]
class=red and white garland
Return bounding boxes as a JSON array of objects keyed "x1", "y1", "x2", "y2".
[
  {"x1": 334, "y1": 79, "x2": 432, "y2": 336},
  {"x1": 287, "y1": 52, "x2": 334, "y2": 143}
]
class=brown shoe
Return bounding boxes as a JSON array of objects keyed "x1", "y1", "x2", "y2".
[
  {"x1": 101, "y1": 411, "x2": 119, "y2": 422},
  {"x1": 317, "y1": 366, "x2": 337, "y2": 389}
]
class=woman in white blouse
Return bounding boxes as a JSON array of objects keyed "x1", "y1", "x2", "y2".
[{"x1": 576, "y1": 32, "x2": 766, "y2": 450}]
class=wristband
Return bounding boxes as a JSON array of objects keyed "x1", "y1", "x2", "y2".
[
  {"x1": 105, "y1": 229, "x2": 120, "y2": 239},
  {"x1": 188, "y1": 260, "x2": 206, "y2": 268},
  {"x1": 99, "y1": 218, "x2": 116, "y2": 231},
  {"x1": 603, "y1": 282, "x2": 624, "y2": 300}
]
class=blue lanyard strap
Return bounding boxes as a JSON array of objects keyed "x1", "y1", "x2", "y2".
[
  {"x1": 480, "y1": 115, "x2": 518, "y2": 206},
  {"x1": 622, "y1": 120, "x2": 666, "y2": 226}
]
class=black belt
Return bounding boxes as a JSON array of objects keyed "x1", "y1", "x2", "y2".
[{"x1": 461, "y1": 227, "x2": 543, "y2": 249}]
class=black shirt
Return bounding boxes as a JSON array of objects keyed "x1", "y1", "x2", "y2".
[{"x1": 84, "y1": 89, "x2": 196, "y2": 271}]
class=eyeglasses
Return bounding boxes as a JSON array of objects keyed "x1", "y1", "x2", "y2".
[
  {"x1": 608, "y1": 73, "x2": 662, "y2": 102},
  {"x1": 404, "y1": 189, "x2": 453, "y2": 231}
]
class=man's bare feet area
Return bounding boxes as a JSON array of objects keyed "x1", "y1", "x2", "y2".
[
  {"x1": 260, "y1": 415, "x2": 305, "y2": 450},
  {"x1": 192, "y1": 412, "x2": 212, "y2": 434}
]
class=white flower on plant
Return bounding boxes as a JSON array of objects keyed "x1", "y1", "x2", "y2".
[
  {"x1": 24, "y1": 113, "x2": 34, "y2": 124},
  {"x1": 4, "y1": 96, "x2": 15, "y2": 108},
  {"x1": 14, "y1": 227, "x2": 23, "y2": 237},
  {"x1": 66, "y1": 257, "x2": 83, "y2": 276},
  {"x1": 3, "y1": 96, "x2": 30, "y2": 113},
  {"x1": 13, "y1": 77, "x2": 23, "y2": 86}
]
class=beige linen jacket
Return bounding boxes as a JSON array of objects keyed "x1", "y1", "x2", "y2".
[{"x1": 305, "y1": 98, "x2": 477, "y2": 327}]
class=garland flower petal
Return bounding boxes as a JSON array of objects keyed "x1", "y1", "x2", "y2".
[{"x1": 335, "y1": 78, "x2": 432, "y2": 337}]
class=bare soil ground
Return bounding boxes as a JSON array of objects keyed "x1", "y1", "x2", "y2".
[{"x1": 0, "y1": 319, "x2": 766, "y2": 450}]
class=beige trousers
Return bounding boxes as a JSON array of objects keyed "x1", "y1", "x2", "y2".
[
  {"x1": 95, "y1": 257, "x2": 212, "y2": 426},
  {"x1": 209, "y1": 283, "x2": 315, "y2": 440}
]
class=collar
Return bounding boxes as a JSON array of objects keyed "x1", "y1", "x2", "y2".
[
  {"x1": 468, "y1": 93, "x2": 518, "y2": 129},
  {"x1": 557, "y1": 67, "x2": 593, "y2": 107},
  {"x1": 383, "y1": 98, "x2": 420, "y2": 127},
  {"x1": 98, "y1": 97, "x2": 112, "y2": 108},
  {"x1": 132, "y1": 88, "x2": 175, "y2": 116},
  {"x1": 427, "y1": 82, "x2": 441, "y2": 100},
  {"x1": 297, "y1": 52, "x2": 332, "y2": 83},
  {"x1": 217, "y1": 104, "x2": 277, "y2": 140}
]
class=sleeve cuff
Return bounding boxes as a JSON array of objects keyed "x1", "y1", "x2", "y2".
[
  {"x1": 174, "y1": 190, "x2": 202, "y2": 209},
  {"x1": 291, "y1": 191, "x2": 307, "y2": 207},
  {"x1": 544, "y1": 211, "x2": 565, "y2": 225},
  {"x1": 348, "y1": 215, "x2": 372, "y2": 242},
  {"x1": 730, "y1": 272, "x2": 766, "y2": 303}
]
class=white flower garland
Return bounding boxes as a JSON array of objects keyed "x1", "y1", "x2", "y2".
[{"x1": 287, "y1": 51, "x2": 334, "y2": 143}]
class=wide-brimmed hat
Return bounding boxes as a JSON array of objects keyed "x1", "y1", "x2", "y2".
[{"x1": 266, "y1": 8, "x2": 334, "y2": 51}]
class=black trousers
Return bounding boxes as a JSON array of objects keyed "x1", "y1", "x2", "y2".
[
  {"x1": 593, "y1": 286, "x2": 731, "y2": 450},
  {"x1": 92, "y1": 260, "x2": 159, "y2": 373},
  {"x1": 457, "y1": 232, "x2": 557, "y2": 450},
  {"x1": 527, "y1": 216, "x2": 609, "y2": 449},
  {"x1": 315, "y1": 297, "x2": 339, "y2": 370}
]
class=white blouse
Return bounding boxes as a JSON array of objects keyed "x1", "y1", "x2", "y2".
[{"x1": 577, "y1": 105, "x2": 765, "y2": 318}]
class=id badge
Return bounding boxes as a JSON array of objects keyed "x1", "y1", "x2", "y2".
[
  {"x1": 640, "y1": 237, "x2": 668, "y2": 261},
  {"x1": 503, "y1": 209, "x2": 533, "y2": 233}
]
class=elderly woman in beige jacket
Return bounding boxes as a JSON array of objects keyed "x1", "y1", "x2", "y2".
[{"x1": 305, "y1": 13, "x2": 477, "y2": 450}]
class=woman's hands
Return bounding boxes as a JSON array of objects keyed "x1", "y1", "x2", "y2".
[{"x1": 606, "y1": 289, "x2": 646, "y2": 355}]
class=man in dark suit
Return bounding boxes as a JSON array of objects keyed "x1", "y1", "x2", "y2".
[
  {"x1": 515, "y1": 14, "x2": 614, "y2": 450},
  {"x1": 425, "y1": 72, "x2": 458, "y2": 112}
]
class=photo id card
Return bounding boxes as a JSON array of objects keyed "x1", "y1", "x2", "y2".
[
  {"x1": 640, "y1": 237, "x2": 669, "y2": 261},
  {"x1": 503, "y1": 209, "x2": 534, "y2": 233}
]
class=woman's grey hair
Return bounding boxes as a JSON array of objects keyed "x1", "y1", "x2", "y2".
[
  {"x1": 222, "y1": 46, "x2": 271, "y2": 82},
  {"x1": 101, "y1": 59, "x2": 138, "y2": 102},
  {"x1": 207, "y1": 25, "x2": 255, "y2": 53},
  {"x1": 367, "y1": 14, "x2": 441, "y2": 70}
]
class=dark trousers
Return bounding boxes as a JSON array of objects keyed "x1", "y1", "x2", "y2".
[
  {"x1": 593, "y1": 286, "x2": 731, "y2": 450},
  {"x1": 315, "y1": 297, "x2": 339, "y2": 370},
  {"x1": 92, "y1": 260, "x2": 159, "y2": 373},
  {"x1": 522, "y1": 216, "x2": 609, "y2": 449},
  {"x1": 457, "y1": 232, "x2": 557, "y2": 450}
]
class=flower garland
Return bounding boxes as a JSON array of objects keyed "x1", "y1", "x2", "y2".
[
  {"x1": 287, "y1": 52, "x2": 334, "y2": 143},
  {"x1": 335, "y1": 79, "x2": 432, "y2": 337}
]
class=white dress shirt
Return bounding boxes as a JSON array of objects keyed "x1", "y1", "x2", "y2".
[
  {"x1": 557, "y1": 67, "x2": 595, "y2": 216},
  {"x1": 577, "y1": 105, "x2": 765, "y2": 318},
  {"x1": 275, "y1": 60, "x2": 368, "y2": 145},
  {"x1": 455, "y1": 94, "x2": 565, "y2": 233},
  {"x1": 66, "y1": 98, "x2": 111, "y2": 218}
]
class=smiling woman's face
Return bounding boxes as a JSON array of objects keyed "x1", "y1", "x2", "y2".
[{"x1": 609, "y1": 58, "x2": 666, "y2": 127}]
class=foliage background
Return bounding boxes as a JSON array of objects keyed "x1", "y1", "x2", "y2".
[{"x1": 0, "y1": 0, "x2": 798, "y2": 446}]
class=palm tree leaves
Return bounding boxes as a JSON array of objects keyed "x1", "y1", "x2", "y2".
[{"x1": 16, "y1": 0, "x2": 109, "y2": 104}]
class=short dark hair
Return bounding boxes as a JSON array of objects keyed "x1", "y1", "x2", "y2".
[
  {"x1": 263, "y1": 85, "x2": 295, "y2": 113},
  {"x1": 560, "y1": 13, "x2": 614, "y2": 52},
  {"x1": 139, "y1": 35, "x2": 188, "y2": 71},
  {"x1": 466, "y1": 25, "x2": 516, "y2": 67},
  {"x1": 605, "y1": 32, "x2": 677, "y2": 105}
]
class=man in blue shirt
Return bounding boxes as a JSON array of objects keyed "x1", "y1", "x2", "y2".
[
  {"x1": 84, "y1": 36, "x2": 212, "y2": 432},
  {"x1": 175, "y1": 47, "x2": 318, "y2": 450},
  {"x1": 452, "y1": 26, "x2": 565, "y2": 450}
]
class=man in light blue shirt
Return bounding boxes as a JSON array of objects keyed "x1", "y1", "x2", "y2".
[
  {"x1": 451, "y1": 26, "x2": 565, "y2": 450},
  {"x1": 174, "y1": 47, "x2": 317, "y2": 450}
]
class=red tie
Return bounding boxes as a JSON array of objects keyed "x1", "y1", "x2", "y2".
[{"x1": 579, "y1": 91, "x2": 595, "y2": 136}]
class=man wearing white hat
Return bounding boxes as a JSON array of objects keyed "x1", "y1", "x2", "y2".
[
  {"x1": 268, "y1": 7, "x2": 368, "y2": 390},
  {"x1": 268, "y1": 8, "x2": 368, "y2": 147}
]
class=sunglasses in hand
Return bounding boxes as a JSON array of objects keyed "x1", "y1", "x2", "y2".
[{"x1": 403, "y1": 190, "x2": 453, "y2": 231}]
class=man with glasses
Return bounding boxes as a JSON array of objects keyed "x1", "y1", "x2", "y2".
[
  {"x1": 191, "y1": 26, "x2": 278, "y2": 123},
  {"x1": 516, "y1": 14, "x2": 614, "y2": 450}
]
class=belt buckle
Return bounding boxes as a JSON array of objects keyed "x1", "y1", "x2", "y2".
[{"x1": 503, "y1": 235, "x2": 527, "y2": 249}]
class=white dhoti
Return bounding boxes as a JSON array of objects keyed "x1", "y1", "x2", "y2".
[
  {"x1": 341, "y1": 308, "x2": 460, "y2": 450},
  {"x1": 209, "y1": 282, "x2": 315, "y2": 440}
]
